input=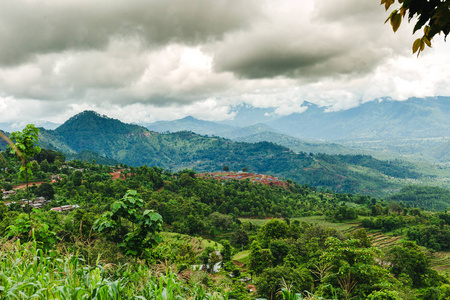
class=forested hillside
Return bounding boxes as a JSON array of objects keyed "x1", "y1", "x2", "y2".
[
  {"x1": 35, "y1": 111, "x2": 432, "y2": 197},
  {"x1": 1, "y1": 142, "x2": 450, "y2": 299},
  {"x1": 389, "y1": 185, "x2": 450, "y2": 211}
]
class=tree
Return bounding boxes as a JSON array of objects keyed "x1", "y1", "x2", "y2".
[
  {"x1": 220, "y1": 240, "x2": 232, "y2": 266},
  {"x1": 249, "y1": 241, "x2": 273, "y2": 275},
  {"x1": 8, "y1": 124, "x2": 41, "y2": 219},
  {"x1": 36, "y1": 182, "x2": 55, "y2": 200},
  {"x1": 230, "y1": 228, "x2": 249, "y2": 248},
  {"x1": 382, "y1": 0, "x2": 450, "y2": 55},
  {"x1": 222, "y1": 165, "x2": 229, "y2": 172},
  {"x1": 256, "y1": 266, "x2": 313, "y2": 300},
  {"x1": 94, "y1": 190, "x2": 163, "y2": 260},
  {"x1": 322, "y1": 237, "x2": 391, "y2": 299},
  {"x1": 258, "y1": 219, "x2": 289, "y2": 247},
  {"x1": 387, "y1": 241, "x2": 429, "y2": 287}
]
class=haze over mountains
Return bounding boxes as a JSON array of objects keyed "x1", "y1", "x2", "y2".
[
  {"x1": 25, "y1": 110, "x2": 433, "y2": 197},
  {"x1": 2, "y1": 97, "x2": 450, "y2": 163},
  {"x1": 145, "y1": 97, "x2": 450, "y2": 162}
]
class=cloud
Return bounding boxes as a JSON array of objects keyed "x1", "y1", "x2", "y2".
[
  {"x1": 0, "y1": 0, "x2": 449, "y2": 126},
  {"x1": 212, "y1": 0, "x2": 415, "y2": 80},
  {"x1": 0, "y1": 41, "x2": 235, "y2": 104},
  {"x1": 0, "y1": 0, "x2": 260, "y2": 66}
]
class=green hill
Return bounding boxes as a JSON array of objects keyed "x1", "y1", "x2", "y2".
[
  {"x1": 35, "y1": 110, "x2": 427, "y2": 196},
  {"x1": 388, "y1": 185, "x2": 450, "y2": 211}
]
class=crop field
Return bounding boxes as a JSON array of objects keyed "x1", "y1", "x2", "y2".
[{"x1": 239, "y1": 216, "x2": 360, "y2": 231}]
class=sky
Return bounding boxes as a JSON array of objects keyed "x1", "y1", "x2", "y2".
[{"x1": 0, "y1": 0, "x2": 449, "y2": 128}]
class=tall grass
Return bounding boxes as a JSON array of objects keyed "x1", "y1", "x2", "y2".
[{"x1": 0, "y1": 240, "x2": 228, "y2": 299}]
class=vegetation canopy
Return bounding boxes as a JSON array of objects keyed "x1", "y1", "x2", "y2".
[{"x1": 382, "y1": 0, "x2": 450, "y2": 55}]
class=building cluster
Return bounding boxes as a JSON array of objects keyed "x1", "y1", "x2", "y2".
[
  {"x1": 2, "y1": 189, "x2": 16, "y2": 199},
  {"x1": 2, "y1": 191, "x2": 79, "y2": 212},
  {"x1": 51, "y1": 204, "x2": 80, "y2": 212},
  {"x1": 4, "y1": 196, "x2": 49, "y2": 209}
]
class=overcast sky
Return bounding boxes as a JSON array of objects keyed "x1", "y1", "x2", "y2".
[{"x1": 0, "y1": 0, "x2": 449, "y2": 127}]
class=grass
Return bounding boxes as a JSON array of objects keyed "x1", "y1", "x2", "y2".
[
  {"x1": 162, "y1": 232, "x2": 222, "y2": 252},
  {"x1": 232, "y1": 250, "x2": 250, "y2": 266}
]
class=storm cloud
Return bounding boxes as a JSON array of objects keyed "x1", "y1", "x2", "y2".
[
  {"x1": 0, "y1": 0, "x2": 448, "y2": 124},
  {"x1": 0, "y1": 0, "x2": 260, "y2": 66}
]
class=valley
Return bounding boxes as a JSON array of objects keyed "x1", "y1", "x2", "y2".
[{"x1": 1, "y1": 98, "x2": 450, "y2": 299}]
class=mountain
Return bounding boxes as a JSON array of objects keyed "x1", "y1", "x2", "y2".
[
  {"x1": 144, "y1": 116, "x2": 236, "y2": 136},
  {"x1": 425, "y1": 141, "x2": 450, "y2": 162},
  {"x1": 143, "y1": 116, "x2": 359, "y2": 156},
  {"x1": 33, "y1": 110, "x2": 431, "y2": 196},
  {"x1": 388, "y1": 185, "x2": 450, "y2": 211},
  {"x1": 143, "y1": 97, "x2": 450, "y2": 162},
  {"x1": 234, "y1": 131, "x2": 359, "y2": 156},
  {"x1": 269, "y1": 97, "x2": 450, "y2": 141},
  {"x1": 221, "y1": 123, "x2": 278, "y2": 139},
  {"x1": 66, "y1": 150, "x2": 120, "y2": 165},
  {"x1": 217, "y1": 104, "x2": 279, "y2": 127}
]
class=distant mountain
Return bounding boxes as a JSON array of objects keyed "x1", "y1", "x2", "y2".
[
  {"x1": 143, "y1": 116, "x2": 359, "y2": 156},
  {"x1": 144, "y1": 116, "x2": 236, "y2": 136},
  {"x1": 218, "y1": 104, "x2": 279, "y2": 127},
  {"x1": 269, "y1": 97, "x2": 450, "y2": 141},
  {"x1": 0, "y1": 121, "x2": 60, "y2": 133},
  {"x1": 221, "y1": 123, "x2": 277, "y2": 139},
  {"x1": 425, "y1": 141, "x2": 450, "y2": 163},
  {"x1": 34, "y1": 110, "x2": 429, "y2": 196},
  {"x1": 235, "y1": 131, "x2": 359, "y2": 156}
]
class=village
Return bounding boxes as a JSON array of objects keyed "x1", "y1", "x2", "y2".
[{"x1": 196, "y1": 171, "x2": 288, "y2": 188}]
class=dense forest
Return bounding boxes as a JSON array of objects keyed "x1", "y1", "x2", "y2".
[{"x1": 1, "y1": 127, "x2": 450, "y2": 299}]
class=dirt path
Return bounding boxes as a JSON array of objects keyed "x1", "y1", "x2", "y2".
[{"x1": 13, "y1": 181, "x2": 47, "y2": 190}]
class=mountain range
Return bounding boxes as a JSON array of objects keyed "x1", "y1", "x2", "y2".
[
  {"x1": 2, "y1": 96, "x2": 450, "y2": 195},
  {"x1": 143, "y1": 97, "x2": 450, "y2": 162},
  {"x1": 30, "y1": 110, "x2": 438, "y2": 197}
]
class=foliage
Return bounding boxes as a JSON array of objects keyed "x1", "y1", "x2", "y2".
[
  {"x1": 35, "y1": 110, "x2": 429, "y2": 196},
  {"x1": 6, "y1": 212, "x2": 58, "y2": 251},
  {"x1": 94, "y1": 190, "x2": 163, "y2": 259},
  {"x1": 388, "y1": 185, "x2": 450, "y2": 211},
  {"x1": 0, "y1": 240, "x2": 230, "y2": 299},
  {"x1": 8, "y1": 124, "x2": 41, "y2": 182},
  {"x1": 1, "y1": 145, "x2": 450, "y2": 299},
  {"x1": 256, "y1": 266, "x2": 313, "y2": 300},
  {"x1": 366, "y1": 290, "x2": 402, "y2": 300},
  {"x1": 382, "y1": 0, "x2": 450, "y2": 55},
  {"x1": 406, "y1": 225, "x2": 450, "y2": 251},
  {"x1": 7, "y1": 124, "x2": 41, "y2": 217},
  {"x1": 321, "y1": 237, "x2": 391, "y2": 299},
  {"x1": 258, "y1": 219, "x2": 289, "y2": 247},
  {"x1": 387, "y1": 241, "x2": 431, "y2": 287}
]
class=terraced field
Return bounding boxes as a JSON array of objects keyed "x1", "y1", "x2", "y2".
[
  {"x1": 239, "y1": 216, "x2": 360, "y2": 231},
  {"x1": 237, "y1": 218, "x2": 450, "y2": 276},
  {"x1": 369, "y1": 232, "x2": 403, "y2": 250},
  {"x1": 429, "y1": 251, "x2": 450, "y2": 276},
  {"x1": 365, "y1": 231, "x2": 450, "y2": 275}
]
